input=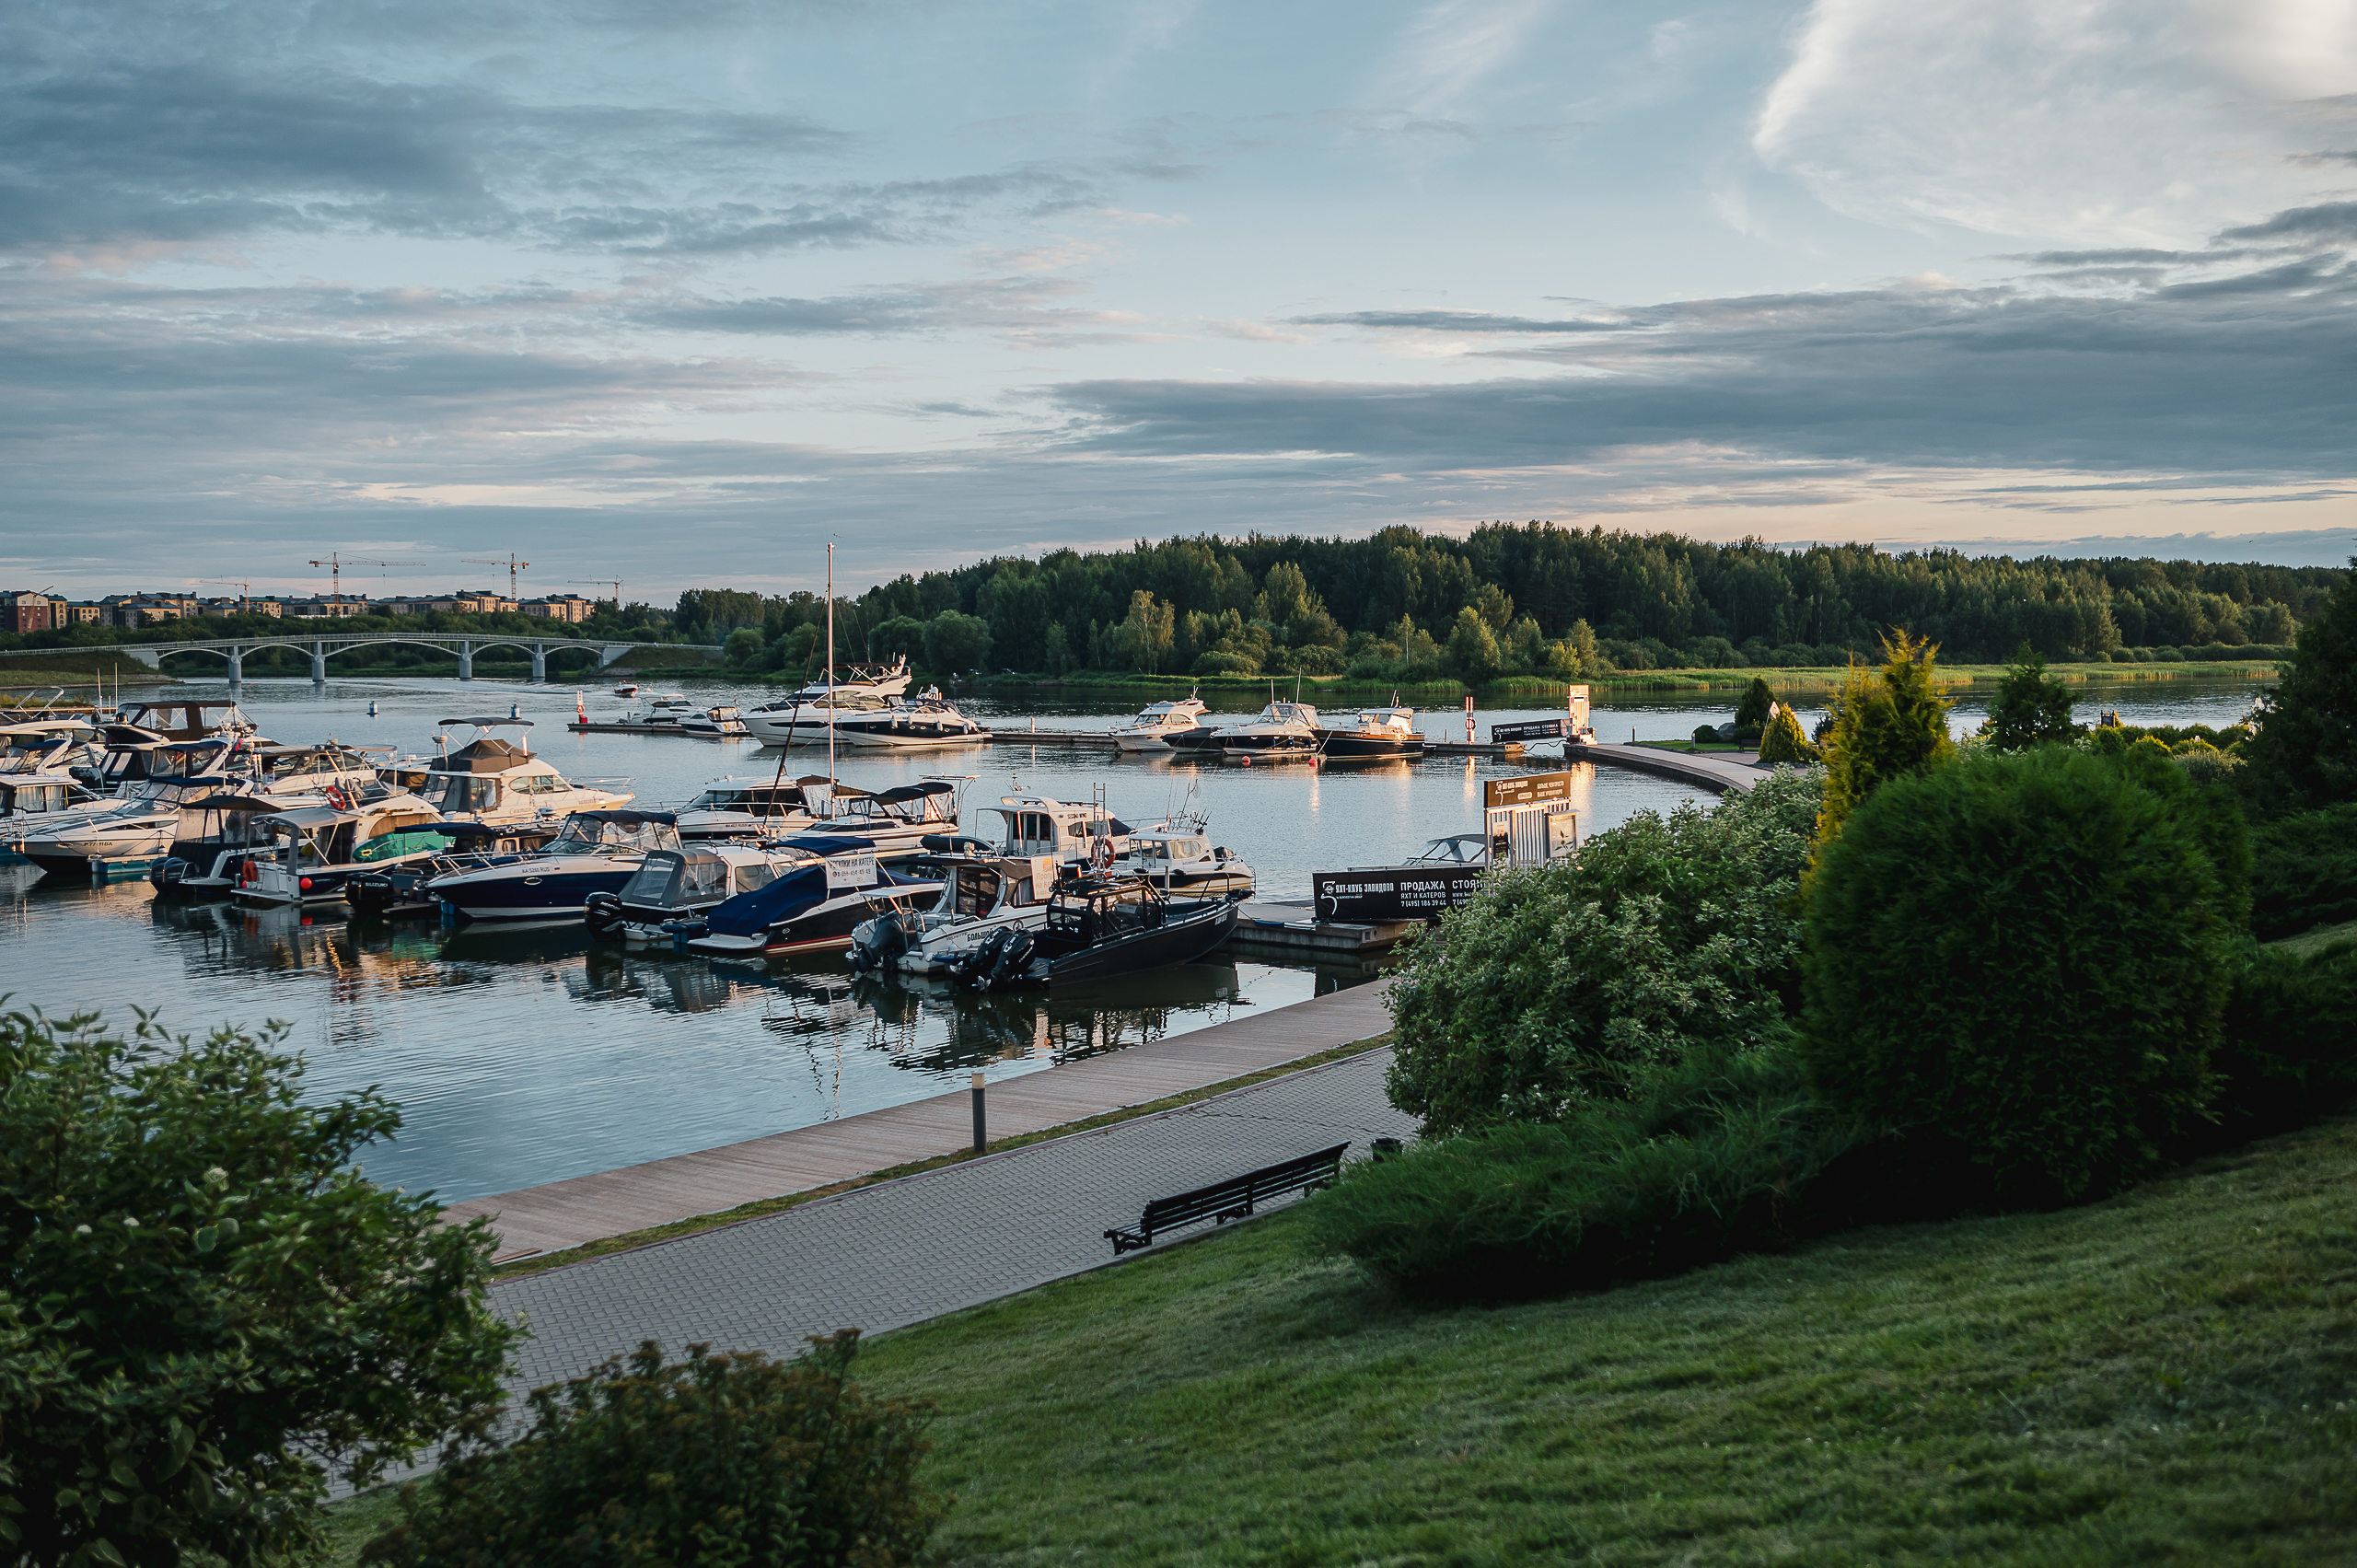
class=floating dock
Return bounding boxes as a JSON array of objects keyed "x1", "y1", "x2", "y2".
[
  {"x1": 565, "y1": 721, "x2": 755, "y2": 738},
  {"x1": 989, "y1": 728, "x2": 1526, "y2": 759},
  {"x1": 1225, "y1": 897, "x2": 1418, "y2": 958}
]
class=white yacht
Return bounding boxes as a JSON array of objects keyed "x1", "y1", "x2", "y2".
[
  {"x1": 830, "y1": 690, "x2": 991, "y2": 751},
  {"x1": 741, "y1": 658, "x2": 913, "y2": 745},
  {"x1": 12, "y1": 738, "x2": 261, "y2": 874},
  {"x1": 844, "y1": 852, "x2": 1063, "y2": 975},
  {"x1": 412, "y1": 717, "x2": 633, "y2": 826},
  {"x1": 981, "y1": 792, "x2": 1132, "y2": 868},
  {"x1": 1110, "y1": 692, "x2": 1208, "y2": 751},
  {"x1": 236, "y1": 792, "x2": 446, "y2": 906},
  {"x1": 678, "y1": 704, "x2": 750, "y2": 739},
  {"x1": 1118, "y1": 821, "x2": 1255, "y2": 896},
  {"x1": 674, "y1": 774, "x2": 828, "y2": 840}
]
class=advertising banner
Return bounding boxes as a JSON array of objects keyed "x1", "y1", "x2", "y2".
[
  {"x1": 1313, "y1": 867, "x2": 1486, "y2": 923},
  {"x1": 823, "y1": 851, "x2": 877, "y2": 890}
]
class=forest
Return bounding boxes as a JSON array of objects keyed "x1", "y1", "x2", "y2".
[{"x1": 677, "y1": 524, "x2": 2346, "y2": 681}]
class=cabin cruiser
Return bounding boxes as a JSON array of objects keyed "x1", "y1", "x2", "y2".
[
  {"x1": 683, "y1": 835, "x2": 942, "y2": 958},
  {"x1": 110, "y1": 700, "x2": 258, "y2": 742},
  {"x1": 343, "y1": 823, "x2": 564, "y2": 917},
  {"x1": 0, "y1": 720, "x2": 101, "y2": 777},
  {"x1": 844, "y1": 852, "x2": 1062, "y2": 975},
  {"x1": 946, "y1": 874, "x2": 1237, "y2": 991},
  {"x1": 1315, "y1": 706, "x2": 1426, "y2": 760},
  {"x1": 830, "y1": 691, "x2": 991, "y2": 751},
  {"x1": 234, "y1": 792, "x2": 446, "y2": 906},
  {"x1": 412, "y1": 717, "x2": 632, "y2": 825},
  {"x1": 12, "y1": 738, "x2": 261, "y2": 874},
  {"x1": 631, "y1": 693, "x2": 695, "y2": 726},
  {"x1": 1118, "y1": 822, "x2": 1254, "y2": 896},
  {"x1": 740, "y1": 658, "x2": 913, "y2": 744},
  {"x1": 674, "y1": 774, "x2": 828, "y2": 840},
  {"x1": 0, "y1": 770, "x2": 97, "y2": 863},
  {"x1": 586, "y1": 841, "x2": 821, "y2": 946},
  {"x1": 981, "y1": 792, "x2": 1131, "y2": 868},
  {"x1": 1163, "y1": 700, "x2": 1322, "y2": 757},
  {"x1": 678, "y1": 704, "x2": 750, "y2": 739},
  {"x1": 1110, "y1": 692, "x2": 1208, "y2": 751},
  {"x1": 424, "y1": 809, "x2": 681, "y2": 923},
  {"x1": 815, "y1": 779, "x2": 969, "y2": 859}
]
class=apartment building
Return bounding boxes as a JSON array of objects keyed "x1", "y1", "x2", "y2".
[
  {"x1": 5, "y1": 590, "x2": 56, "y2": 633},
  {"x1": 521, "y1": 594, "x2": 596, "y2": 622}
]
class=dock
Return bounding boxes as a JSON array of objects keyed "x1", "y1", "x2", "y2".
[
  {"x1": 1570, "y1": 741, "x2": 1764, "y2": 795},
  {"x1": 989, "y1": 729, "x2": 1526, "y2": 758},
  {"x1": 440, "y1": 979, "x2": 1398, "y2": 1260},
  {"x1": 1225, "y1": 897, "x2": 1417, "y2": 958}
]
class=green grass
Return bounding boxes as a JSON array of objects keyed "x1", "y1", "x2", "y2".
[
  {"x1": 1634, "y1": 738, "x2": 1752, "y2": 755},
  {"x1": 2270, "y1": 919, "x2": 2357, "y2": 958},
  {"x1": 831, "y1": 1115, "x2": 2357, "y2": 1566}
]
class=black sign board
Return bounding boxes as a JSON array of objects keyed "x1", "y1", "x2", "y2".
[
  {"x1": 1313, "y1": 867, "x2": 1486, "y2": 923},
  {"x1": 1490, "y1": 717, "x2": 1566, "y2": 744},
  {"x1": 1482, "y1": 770, "x2": 1574, "y2": 809}
]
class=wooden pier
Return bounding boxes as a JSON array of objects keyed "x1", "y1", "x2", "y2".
[
  {"x1": 1225, "y1": 898, "x2": 1417, "y2": 958},
  {"x1": 441, "y1": 979, "x2": 1397, "y2": 1260}
]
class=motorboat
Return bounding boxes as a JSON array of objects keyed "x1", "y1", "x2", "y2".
[
  {"x1": 343, "y1": 822, "x2": 564, "y2": 917},
  {"x1": 946, "y1": 874, "x2": 1238, "y2": 990},
  {"x1": 1110, "y1": 692, "x2": 1208, "y2": 751},
  {"x1": 683, "y1": 834, "x2": 943, "y2": 958},
  {"x1": 1315, "y1": 705, "x2": 1426, "y2": 760},
  {"x1": 831, "y1": 691, "x2": 992, "y2": 750},
  {"x1": 603, "y1": 692, "x2": 694, "y2": 729},
  {"x1": 613, "y1": 682, "x2": 640, "y2": 699},
  {"x1": 815, "y1": 778, "x2": 969, "y2": 859},
  {"x1": 844, "y1": 852, "x2": 1062, "y2": 975},
  {"x1": 741, "y1": 658, "x2": 913, "y2": 744},
  {"x1": 678, "y1": 704, "x2": 750, "y2": 740},
  {"x1": 981, "y1": 792, "x2": 1132, "y2": 868},
  {"x1": 412, "y1": 717, "x2": 633, "y2": 825},
  {"x1": 674, "y1": 774, "x2": 828, "y2": 840},
  {"x1": 0, "y1": 720, "x2": 103, "y2": 778},
  {"x1": 586, "y1": 841, "x2": 820, "y2": 946},
  {"x1": 109, "y1": 700, "x2": 258, "y2": 742},
  {"x1": 0, "y1": 770, "x2": 97, "y2": 864},
  {"x1": 12, "y1": 739, "x2": 263, "y2": 874},
  {"x1": 424, "y1": 809, "x2": 682, "y2": 923},
  {"x1": 1162, "y1": 700, "x2": 1322, "y2": 758},
  {"x1": 1117, "y1": 821, "x2": 1254, "y2": 896},
  {"x1": 233, "y1": 792, "x2": 446, "y2": 906}
]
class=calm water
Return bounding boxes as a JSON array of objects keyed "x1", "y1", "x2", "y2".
[{"x1": 2, "y1": 672, "x2": 2267, "y2": 1202}]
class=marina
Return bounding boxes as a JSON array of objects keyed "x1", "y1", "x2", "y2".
[{"x1": 1, "y1": 672, "x2": 2265, "y2": 1215}]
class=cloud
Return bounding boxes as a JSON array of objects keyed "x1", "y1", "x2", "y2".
[{"x1": 1291, "y1": 308, "x2": 1633, "y2": 334}]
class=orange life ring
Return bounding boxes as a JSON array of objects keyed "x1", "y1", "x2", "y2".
[{"x1": 1092, "y1": 836, "x2": 1115, "y2": 872}]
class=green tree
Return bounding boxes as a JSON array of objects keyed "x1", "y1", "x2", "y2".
[
  {"x1": 366, "y1": 1337, "x2": 943, "y2": 1567},
  {"x1": 1563, "y1": 618, "x2": 1601, "y2": 676},
  {"x1": 722, "y1": 627, "x2": 763, "y2": 667},
  {"x1": 1473, "y1": 582, "x2": 1515, "y2": 631},
  {"x1": 1758, "y1": 704, "x2": 1819, "y2": 764},
  {"x1": 1041, "y1": 622, "x2": 1073, "y2": 676},
  {"x1": 775, "y1": 621, "x2": 822, "y2": 675},
  {"x1": 0, "y1": 1006, "x2": 517, "y2": 1567},
  {"x1": 922, "y1": 610, "x2": 993, "y2": 676},
  {"x1": 1446, "y1": 606, "x2": 1504, "y2": 683},
  {"x1": 1110, "y1": 590, "x2": 1176, "y2": 673},
  {"x1": 2244, "y1": 558, "x2": 2357, "y2": 810},
  {"x1": 1802, "y1": 748, "x2": 2247, "y2": 1204},
  {"x1": 1815, "y1": 630, "x2": 1956, "y2": 849},
  {"x1": 869, "y1": 614, "x2": 929, "y2": 668},
  {"x1": 1982, "y1": 644, "x2": 2079, "y2": 749},
  {"x1": 1734, "y1": 677, "x2": 1774, "y2": 730}
]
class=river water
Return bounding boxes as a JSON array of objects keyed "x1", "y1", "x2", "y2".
[{"x1": 1, "y1": 672, "x2": 2269, "y2": 1203}]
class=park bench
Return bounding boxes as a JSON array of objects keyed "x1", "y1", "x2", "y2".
[{"x1": 1104, "y1": 1142, "x2": 1350, "y2": 1253}]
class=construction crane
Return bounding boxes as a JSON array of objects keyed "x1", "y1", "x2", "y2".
[
  {"x1": 308, "y1": 552, "x2": 413, "y2": 610},
  {"x1": 569, "y1": 579, "x2": 622, "y2": 608},
  {"x1": 196, "y1": 578, "x2": 252, "y2": 611},
  {"x1": 464, "y1": 552, "x2": 529, "y2": 601}
]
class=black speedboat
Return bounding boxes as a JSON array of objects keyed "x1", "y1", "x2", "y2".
[
  {"x1": 1161, "y1": 699, "x2": 1322, "y2": 757},
  {"x1": 345, "y1": 822, "x2": 563, "y2": 917},
  {"x1": 949, "y1": 873, "x2": 1237, "y2": 989},
  {"x1": 1314, "y1": 704, "x2": 1426, "y2": 760}
]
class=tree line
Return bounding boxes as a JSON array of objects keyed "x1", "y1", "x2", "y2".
[{"x1": 676, "y1": 524, "x2": 2347, "y2": 680}]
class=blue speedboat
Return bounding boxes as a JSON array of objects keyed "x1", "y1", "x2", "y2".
[
  {"x1": 683, "y1": 834, "x2": 939, "y2": 958},
  {"x1": 425, "y1": 809, "x2": 681, "y2": 923}
]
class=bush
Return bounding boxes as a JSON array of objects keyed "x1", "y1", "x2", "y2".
[
  {"x1": 2244, "y1": 558, "x2": 2357, "y2": 810},
  {"x1": 2249, "y1": 803, "x2": 2357, "y2": 939},
  {"x1": 1801, "y1": 747, "x2": 2248, "y2": 1205},
  {"x1": 0, "y1": 1006, "x2": 517, "y2": 1567},
  {"x1": 1733, "y1": 677, "x2": 1773, "y2": 729},
  {"x1": 1982, "y1": 645, "x2": 2078, "y2": 749},
  {"x1": 2201, "y1": 937, "x2": 2357, "y2": 1143},
  {"x1": 1385, "y1": 770, "x2": 1821, "y2": 1135},
  {"x1": 922, "y1": 610, "x2": 993, "y2": 677},
  {"x1": 1814, "y1": 631, "x2": 1956, "y2": 848},
  {"x1": 1759, "y1": 705, "x2": 1819, "y2": 764},
  {"x1": 1307, "y1": 1043, "x2": 1864, "y2": 1297},
  {"x1": 1691, "y1": 724, "x2": 1721, "y2": 744},
  {"x1": 366, "y1": 1335, "x2": 944, "y2": 1568}
]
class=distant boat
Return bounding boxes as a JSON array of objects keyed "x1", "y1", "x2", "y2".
[
  {"x1": 830, "y1": 690, "x2": 992, "y2": 750},
  {"x1": 741, "y1": 658, "x2": 914, "y2": 744},
  {"x1": 1110, "y1": 691, "x2": 1208, "y2": 751},
  {"x1": 1315, "y1": 704, "x2": 1426, "y2": 760},
  {"x1": 1162, "y1": 700, "x2": 1322, "y2": 758},
  {"x1": 612, "y1": 682, "x2": 640, "y2": 698}
]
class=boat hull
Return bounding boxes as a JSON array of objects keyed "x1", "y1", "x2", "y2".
[
  {"x1": 1314, "y1": 733, "x2": 1427, "y2": 759},
  {"x1": 1036, "y1": 900, "x2": 1238, "y2": 986},
  {"x1": 427, "y1": 858, "x2": 640, "y2": 922}
]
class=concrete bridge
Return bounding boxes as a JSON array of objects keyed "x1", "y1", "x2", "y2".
[{"x1": 0, "y1": 633, "x2": 724, "y2": 685}]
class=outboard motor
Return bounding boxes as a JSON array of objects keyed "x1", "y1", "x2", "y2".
[
  {"x1": 847, "y1": 912, "x2": 910, "y2": 973},
  {"x1": 982, "y1": 926, "x2": 1037, "y2": 991},
  {"x1": 583, "y1": 890, "x2": 628, "y2": 941}
]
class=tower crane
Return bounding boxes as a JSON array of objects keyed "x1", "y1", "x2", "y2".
[
  {"x1": 196, "y1": 578, "x2": 252, "y2": 611},
  {"x1": 464, "y1": 552, "x2": 529, "y2": 601},
  {"x1": 569, "y1": 579, "x2": 622, "y2": 608},
  {"x1": 307, "y1": 552, "x2": 414, "y2": 610}
]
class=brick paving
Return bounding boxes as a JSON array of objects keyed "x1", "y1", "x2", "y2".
[{"x1": 493, "y1": 1046, "x2": 1416, "y2": 1395}]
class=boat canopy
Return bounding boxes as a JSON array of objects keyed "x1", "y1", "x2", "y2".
[
  {"x1": 875, "y1": 782, "x2": 956, "y2": 804},
  {"x1": 570, "y1": 808, "x2": 678, "y2": 826},
  {"x1": 439, "y1": 715, "x2": 534, "y2": 727},
  {"x1": 780, "y1": 833, "x2": 877, "y2": 854},
  {"x1": 433, "y1": 737, "x2": 533, "y2": 773}
]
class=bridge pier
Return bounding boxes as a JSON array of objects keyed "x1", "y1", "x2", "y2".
[
  {"x1": 226, "y1": 647, "x2": 243, "y2": 689},
  {"x1": 530, "y1": 643, "x2": 547, "y2": 683},
  {"x1": 459, "y1": 640, "x2": 474, "y2": 681},
  {"x1": 310, "y1": 641, "x2": 326, "y2": 683}
]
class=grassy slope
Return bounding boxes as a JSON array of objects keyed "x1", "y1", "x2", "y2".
[{"x1": 845, "y1": 1116, "x2": 2357, "y2": 1567}]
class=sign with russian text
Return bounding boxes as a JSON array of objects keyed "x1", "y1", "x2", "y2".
[
  {"x1": 1490, "y1": 717, "x2": 1567, "y2": 744},
  {"x1": 823, "y1": 851, "x2": 877, "y2": 889},
  {"x1": 1313, "y1": 867, "x2": 1486, "y2": 923},
  {"x1": 1483, "y1": 770, "x2": 1575, "y2": 809}
]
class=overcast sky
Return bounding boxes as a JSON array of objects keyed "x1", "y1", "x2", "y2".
[{"x1": 6, "y1": 0, "x2": 2355, "y2": 600}]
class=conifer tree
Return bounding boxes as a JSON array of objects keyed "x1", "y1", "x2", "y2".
[{"x1": 1815, "y1": 630, "x2": 1956, "y2": 849}]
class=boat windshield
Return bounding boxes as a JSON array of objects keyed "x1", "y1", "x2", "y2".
[
  {"x1": 421, "y1": 773, "x2": 500, "y2": 813},
  {"x1": 546, "y1": 815, "x2": 681, "y2": 855}
]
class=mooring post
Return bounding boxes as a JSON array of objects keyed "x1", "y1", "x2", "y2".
[{"x1": 970, "y1": 1072, "x2": 986, "y2": 1153}]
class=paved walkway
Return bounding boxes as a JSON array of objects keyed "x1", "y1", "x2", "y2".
[
  {"x1": 446, "y1": 980, "x2": 1397, "y2": 1260},
  {"x1": 494, "y1": 1046, "x2": 1416, "y2": 1395},
  {"x1": 1574, "y1": 742, "x2": 1764, "y2": 794}
]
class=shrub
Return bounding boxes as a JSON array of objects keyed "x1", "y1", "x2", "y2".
[
  {"x1": 1759, "y1": 705, "x2": 1819, "y2": 764},
  {"x1": 1385, "y1": 770, "x2": 1821, "y2": 1135},
  {"x1": 1814, "y1": 630, "x2": 1956, "y2": 849},
  {"x1": 2249, "y1": 803, "x2": 2357, "y2": 939},
  {"x1": 2244, "y1": 558, "x2": 2357, "y2": 810},
  {"x1": 1801, "y1": 747, "x2": 2248, "y2": 1205},
  {"x1": 366, "y1": 1335, "x2": 944, "y2": 1568},
  {"x1": 1982, "y1": 644, "x2": 2079, "y2": 749},
  {"x1": 1691, "y1": 724, "x2": 1721, "y2": 744},
  {"x1": 0, "y1": 1006, "x2": 518, "y2": 1567},
  {"x1": 2201, "y1": 937, "x2": 2357, "y2": 1143},
  {"x1": 1733, "y1": 677, "x2": 1774, "y2": 729},
  {"x1": 1307, "y1": 1043, "x2": 1864, "y2": 1297}
]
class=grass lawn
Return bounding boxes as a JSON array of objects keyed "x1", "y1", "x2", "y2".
[{"x1": 833, "y1": 1115, "x2": 2357, "y2": 1566}]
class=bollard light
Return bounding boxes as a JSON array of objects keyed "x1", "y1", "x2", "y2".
[{"x1": 970, "y1": 1072, "x2": 986, "y2": 1153}]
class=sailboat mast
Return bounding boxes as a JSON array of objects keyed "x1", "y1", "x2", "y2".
[{"x1": 826, "y1": 541, "x2": 837, "y2": 785}]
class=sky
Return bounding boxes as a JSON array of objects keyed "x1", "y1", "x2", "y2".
[{"x1": 5, "y1": 0, "x2": 2356, "y2": 602}]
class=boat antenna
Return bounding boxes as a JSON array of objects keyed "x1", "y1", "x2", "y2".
[{"x1": 826, "y1": 540, "x2": 837, "y2": 790}]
